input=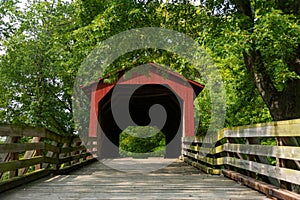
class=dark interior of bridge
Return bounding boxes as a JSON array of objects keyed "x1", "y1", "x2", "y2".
[{"x1": 97, "y1": 84, "x2": 183, "y2": 158}]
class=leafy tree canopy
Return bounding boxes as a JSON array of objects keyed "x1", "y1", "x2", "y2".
[{"x1": 2, "y1": 0, "x2": 299, "y2": 141}]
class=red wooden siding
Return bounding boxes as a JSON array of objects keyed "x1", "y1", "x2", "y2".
[{"x1": 83, "y1": 63, "x2": 204, "y2": 138}]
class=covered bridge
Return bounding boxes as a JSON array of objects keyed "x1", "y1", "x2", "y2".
[{"x1": 82, "y1": 63, "x2": 204, "y2": 158}]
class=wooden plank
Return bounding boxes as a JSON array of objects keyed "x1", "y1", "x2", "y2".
[
  {"x1": 224, "y1": 123, "x2": 300, "y2": 138},
  {"x1": 183, "y1": 150, "x2": 300, "y2": 185},
  {"x1": 0, "y1": 159, "x2": 269, "y2": 200},
  {"x1": 54, "y1": 158, "x2": 97, "y2": 175},
  {"x1": 226, "y1": 157, "x2": 300, "y2": 185},
  {"x1": 59, "y1": 135, "x2": 77, "y2": 144},
  {"x1": 60, "y1": 145, "x2": 85, "y2": 154},
  {"x1": 44, "y1": 130, "x2": 63, "y2": 143},
  {"x1": 0, "y1": 126, "x2": 46, "y2": 137},
  {"x1": 181, "y1": 119, "x2": 300, "y2": 144},
  {"x1": 182, "y1": 144, "x2": 223, "y2": 155},
  {"x1": 222, "y1": 169, "x2": 300, "y2": 200},
  {"x1": 0, "y1": 169, "x2": 50, "y2": 193},
  {"x1": 183, "y1": 119, "x2": 300, "y2": 145},
  {"x1": 19, "y1": 137, "x2": 42, "y2": 175},
  {"x1": 183, "y1": 157, "x2": 220, "y2": 174},
  {"x1": 182, "y1": 150, "x2": 223, "y2": 166},
  {"x1": 0, "y1": 156, "x2": 44, "y2": 173},
  {"x1": 182, "y1": 136, "x2": 220, "y2": 145},
  {"x1": 42, "y1": 141, "x2": 59, "y2": 169},
  {"x1": 0, "y1": 143, "x2": 45, "y2": 153},
  {"x1": 9, "y1": 137, "x2": 20, "y2": 178},
  {"x1": 182, "y1": 136, "x2": 205, "y2": 143},
  {"x1": 246, "y1": 138, "x2": 261, "y2": 178},
  {"x1": 0, "y1": 126, "x2": 81, "y2": 149},
  {"x1": 44, "y1": 152, "x2": 91, "y2": 166},
  {"x1": 59, "y1": 152, "x2": 91, "y2": 164},
  {"x1": 0, "y1": 137, "x2": 12, "y2": 178},
  {"x1": 44, "y1": 130, "x2": 79, "y2": 144},
  {"x1": 226, "y1": 143, "x2": 300, "y2": 161},
  {"x1": 44, "y1": 143, "x2": 60, "y2": 153},
  {"x1": 44, "y1": 156, "x2": 60, "y2": 165},
  {"x1": 183, "y1": 143, "x2": 300, "y2": 161}
]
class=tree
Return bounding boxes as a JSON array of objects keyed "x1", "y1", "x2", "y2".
[
  {"x1": 0, "y1": 0, "x2": 281, "y2": 142},
  {"x1": 0, "y1": 0, "x2": 19, "y2": 42},
  {"x1": 0, "y1": 0, "x2": 78, "y2": 134},
  {"x1": 51, "y1": 0, "x2": 274, "y2": 134},
  {"x1": 198, "y1": 0, "x2": 300, "y2": 121},
  {"x1": 0, "y1": 0, "x2": 21, "y2": 123},
  {"x1": 196, "y1": 0, "x2": 300, "y2": 190}
]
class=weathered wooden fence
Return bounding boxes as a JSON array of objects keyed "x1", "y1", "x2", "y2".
[
  {"x1": 182, "y1": 118, "x2": 300, "y2": 200},
  {"x1": 0, "y1": 125, "x2": 95, "y2": 193}
]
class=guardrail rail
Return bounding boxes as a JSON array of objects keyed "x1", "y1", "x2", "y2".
[
  {"x1": 182, "y1": 119, "x2": 300, "y2": 200},
  {"x1": 0, "y1": 125, "x2": 95, "y2": 192}
]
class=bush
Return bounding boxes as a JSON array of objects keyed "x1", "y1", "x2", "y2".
[{"x1": 119, "y1": 126, "x2": 166, "y2": 158}]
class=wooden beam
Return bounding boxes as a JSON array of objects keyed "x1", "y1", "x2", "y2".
[
  {"x1": 0, "y1": 156, "x2": 44, "y2": 173},
  {"x1": 183, "y1": 119, "x2": 300, "y2": 146},
  {"x1": 60, "y1": 145, "x2": 86, "y2": 154},
  {"x1": 9, "y1": 137, "x2": 20, "y2": 178},
  {"x1": 44, "y1": 143, "x2": 60, "y2": 153},
  {"x1": 224, "y1": 121, "x2": 300, "y2": 138},
  {"x1": 19, "y1": 137, "x2": 42, "y2": 175},
  {"x1": 54, "y1": 158, "x2": 97, "y2": 175},
  {"x1": 183, "y1": 143, "x2": 300, "y2": 161},
  {"x1": 226, "y1": 157, "x2": 300, "y2": 185},
  {"x1": 0, "y1": 169, "x2": 50, "y2": 193},
  {"x1": 0, "y1": 126, "x2": 47, "y2": 137},
  {"x1": 183, "y1": 157, "x2": 220, "y2": 175},
  {"x1": 0, "y1": 159, "x2": 96, "y2": 193},
  {"x1": 44, "y1": 152, "x2": 91, "y2": 165},
  {"x1": 0, "y1": 143, "x2": 45, "y2": 153},
  {"x1": 222, "y1": 169, "x2": 300, "y2": 200},
  {"x1": 183, "y1": 150, "x2": 300, "y2": 185}
]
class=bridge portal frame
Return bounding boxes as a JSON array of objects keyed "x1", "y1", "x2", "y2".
[{"x1": 82, "y1": 63, "x2": 204, "y2": 158}]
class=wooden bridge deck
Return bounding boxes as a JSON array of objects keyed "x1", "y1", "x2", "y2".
[{"x1": 0, "y1": 158, "x2": 269, "y2": 200}]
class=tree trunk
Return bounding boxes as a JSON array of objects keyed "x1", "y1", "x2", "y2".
[
  {"x1": 270, "y1": 80, "x2": 300, "y2": 121},
  {"x1": 233, "y1": 0, "x2": 300, "y2": 121},
  {"x1": 233, "y1": 0, "x2": 300, "y2": 191}
]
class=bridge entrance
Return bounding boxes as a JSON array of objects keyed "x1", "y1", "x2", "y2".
[
  {"x1": 98, "y1": 84, "x2": 183, "y2": 158},
  {"x1": 82, "y1": 63, "x2": 204, "y2": 159}
]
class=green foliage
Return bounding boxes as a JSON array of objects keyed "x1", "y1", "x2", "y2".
[
  {"x1": 0, "y1": 0, "x2": 20, "y2": 41},
  {"x1": 260, "y1": 137, "x2": 277, "y2": 146},
  {"x1": 1, "y1": 0, "x2": 296, "y2": 154},
  {"x1": 75, "y1": 0, "x2": 109, "y2": 26},
  {"x1": 198, "y1": 0, "x2": 300, "y2": 121},
  {"x1": 0, "y1": 1, "x2": 77, "y2": 134},
  {"x1": 252, "y1": 9, "x2": 300, "y2": 91},
  {"x1": 0, "y1": 172, "x2": 9, "y2": 181},
  {"x1": 260, "y1": 138, "x2": 277, "y2": 166},
  {"x1": 119, "y1": 126, "x2": 165, "y2": 158},
  {"x1": 195, "y1": 50, "x2": 272, "y2": 135}
]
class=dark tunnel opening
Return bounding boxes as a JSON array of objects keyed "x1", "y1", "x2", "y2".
[{"x1": 97, "y1": 84, "x2": 183, "y2": 158}]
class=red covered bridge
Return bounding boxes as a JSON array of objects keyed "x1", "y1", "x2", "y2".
[{"x1": 82, "y1": 63, "x2": 204, "y2": 158}]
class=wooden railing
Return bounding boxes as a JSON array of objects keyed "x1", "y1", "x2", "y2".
[
  {"x1": 182, "y1": 118, "x2": 300, "y2": 200},
  {"x1": 0, "y1": 125, "x2": 95, "y2": 193}
]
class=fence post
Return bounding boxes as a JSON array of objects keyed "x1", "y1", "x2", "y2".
[
  {"x1": 35, "y1": 137, "x2": 43, "y2": 170},
  {"x1": 226, "y1": 138, "x2": 234, "y2": 171},
  {"x1": 246, "y1": 138, "x2": 257, "y2": 178},
  {"x1": 277, "y1": 137, "x2": 291, "y2": 190},
  {"x1": 9, "y1": 136, "x2": 20, "y2": 178}
]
